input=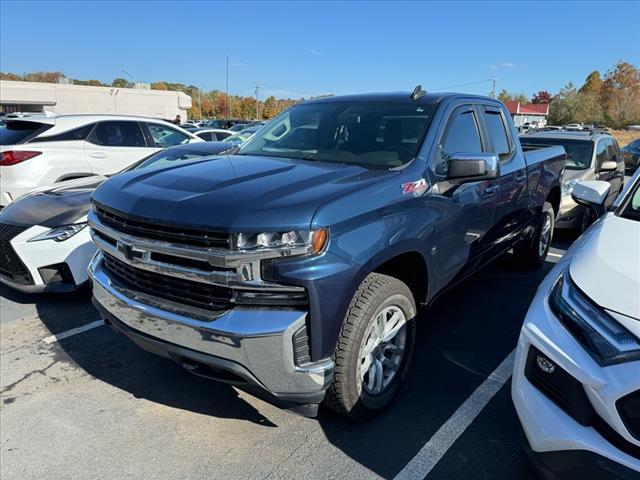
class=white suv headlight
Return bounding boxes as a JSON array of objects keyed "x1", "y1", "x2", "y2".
[
  {"x1": 549, "y1": 269, "x2": 640, "y2": 365},
  {"x1": 28, "y1": 223, "x2": 88, "y2": 242}
]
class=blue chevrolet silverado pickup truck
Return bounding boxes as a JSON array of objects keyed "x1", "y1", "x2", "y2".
[{"x1": 88, "y1": 90, "x2": 565, "y2": 418}]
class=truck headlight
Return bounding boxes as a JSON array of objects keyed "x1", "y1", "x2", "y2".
[
  {"x1": 28, "y1": 223, "x2": 88, "y2": 242},
  {"x1": 233, "y1": 228, "x2": 329, "y2": 255},
  {"x1": 562, "y1": 180, "x2": 577, "y2": 196},
  {"x1": 549, "y1": 269, "x2": 640, "y2": 365}
]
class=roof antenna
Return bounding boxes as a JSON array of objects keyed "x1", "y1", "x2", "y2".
[{"x1": 410, "y1": 85, "x2": 426, "y2": 101}]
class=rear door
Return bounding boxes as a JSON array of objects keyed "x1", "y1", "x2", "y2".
[
  {"x1": 479, "y1": 105, "x2": 528, "y2": 255},
  {"x1": 84, "y1": 121, "x2": 154, "y2": 174}
]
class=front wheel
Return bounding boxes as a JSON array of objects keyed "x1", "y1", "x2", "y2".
[
  {"x1": 324, "y1": 273, "x2": 417, "y2": 419},
  {"x1": 513, "y1": 201, "x2": 555, "y2": 269}
]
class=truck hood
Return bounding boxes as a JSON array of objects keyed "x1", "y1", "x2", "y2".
[
  {"x1": 569, "y1": 214, "x2": 640, "y2": 321},
  {"x1": 92, "y1": 155, "x2": 396, "y2": 231},
  {"x1": 0, "y1": 176, "x2": 106, "y2": 227}
]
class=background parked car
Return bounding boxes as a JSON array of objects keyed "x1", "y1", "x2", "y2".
[
  {"x1": 185, "y1": 127, "x2": 233, "y2": 142},
  {"x1": 0, "y1": 114, "x2": 203, "y2": 206},
  {"x1": 520, "y1": 130, "x2": 625, "y2": 231},
  {"x1": 0, "y1": 141, "x2": 228, "y2": 293},
  {"x1": 622, "y1": 138, "x2": 640, "y2": 171}
]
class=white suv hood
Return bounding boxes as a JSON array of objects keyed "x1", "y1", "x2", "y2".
[{"x1": 569, "y1": 213, "x2": 640, "y2": 321}]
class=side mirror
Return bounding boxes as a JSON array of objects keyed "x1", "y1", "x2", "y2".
[
  {"x1": 598, "y1": 160, "x2": 617, "y2": 172},
  {"x1": 571, "y1": 180, "x2": 611, "y2": 217},
  {"x1": 447, "y1": 153, "x2": 500, "y2": 183}
]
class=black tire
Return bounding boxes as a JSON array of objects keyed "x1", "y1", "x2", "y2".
[
  {"x1": 513, "y1": 201, "x2": 555, "y2": 269},
  {"x1": 324, "y1": 273, "x2": 417, "y2": 419}
]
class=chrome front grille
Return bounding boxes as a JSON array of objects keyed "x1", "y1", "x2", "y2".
[
  {"x1": 103, "y1": 252, "x2": 233, "y2": 311},
  {"x1": 88, "y1": 207, "x2": 307, "y2": 309}
]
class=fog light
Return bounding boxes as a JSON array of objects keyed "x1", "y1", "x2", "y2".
[{"x1": 536, "y1": 354, "x2": 556, "y2": 374}]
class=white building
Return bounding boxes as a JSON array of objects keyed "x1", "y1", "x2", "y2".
[{"x1": 0, "y1": 80, "x2": 192, "y2": 120}]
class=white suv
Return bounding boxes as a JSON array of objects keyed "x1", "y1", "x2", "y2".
[{"x1": 0, "y1": 113, "x2": 202, "y2": 206}]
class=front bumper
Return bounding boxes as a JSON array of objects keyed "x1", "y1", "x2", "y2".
[
  {"x1": 89, "y1": 253, "x2": 334, "y2": 405},
  {"x1": 512, "y1": 257, "x2": 640, "y2": 476},
  {"x1": 0, "y1": 225, "x2": 94, "y2": 292}
]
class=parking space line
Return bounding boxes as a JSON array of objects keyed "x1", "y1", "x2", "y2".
[
  {"x1": 548, "y1": 252, "x2": 563, "y2": 259},
  {"x1": 42, "y1": 320, "x2": 105, "y2": 345},
  {"x1": 393, "y1": 350, "x2": 516, "y2": 480}
]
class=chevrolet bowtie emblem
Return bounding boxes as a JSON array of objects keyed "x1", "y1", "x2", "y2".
[{"x1": 116, "y1": 241, "x2": 147, "y2": 261}]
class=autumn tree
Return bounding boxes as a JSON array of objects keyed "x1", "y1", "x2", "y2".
[
  {"x1": 531, "y1": 91, "x2": 552, "y2": 104},
  {"x1": 151, "y1": 82, "x2": 168, "y2": 90},
  {"x1": 601, "y1": 61, "x2": 640, "y2": 127},
  {"x1": 262, "y1": 96, "x2": 278, "y2": 119}
]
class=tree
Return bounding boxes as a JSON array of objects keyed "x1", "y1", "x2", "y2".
[
  {"x1": 262, "y1": 96, "x2": 278, "y2": 119},
  {"x1": 601, "y1": 61, "x2": 640, "y2": 128},
  {"x1": 548, "y1": 82, "x2": 581, "y2": 125},
  {"x1": 151, "y1": 82, "x2": 168, "y2": 90},
  {"x1": 497, "y1": 89, "x2": 511, "y2": 102},
  {"x1": 112, "y1": 78, "x2": 129, "y2": 88},
  {"x1": 579, "y1": 71, "x2": 603, "y2": 96},
  {"x1": 531, "y1": 91, "x2": 552, "y2": 104}
]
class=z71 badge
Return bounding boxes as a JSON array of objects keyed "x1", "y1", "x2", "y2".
[{"x1": 401, "y1": 178, "x2": 429, "y2": 196}]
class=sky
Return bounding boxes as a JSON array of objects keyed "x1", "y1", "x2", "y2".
[{"x1": 1, "y1": 1, "x2": 639, "y2": 100}]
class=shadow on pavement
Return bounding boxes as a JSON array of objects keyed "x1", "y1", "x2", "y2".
[{"x1": 314, "y1": 252, "x2": 559, "y2": 478}]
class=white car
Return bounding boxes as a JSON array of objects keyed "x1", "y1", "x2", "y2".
[
  {"x1": 0, "y1": 113, "x2": 202, "y2": 206},
  {"x1": 512, "y1": 172, "x2": 640, "y2": 478},
  {"x1": 0, "y1": 142, "x2": 227, "y2": 293},
  {"x1": 185, "y1": 128, "x2": 234, "y2": 142}
]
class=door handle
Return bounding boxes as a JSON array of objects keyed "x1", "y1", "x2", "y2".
[
  {"x1": 515, "y1": 174, "x2": 527, "y2": 183},
  {"x1": 484, "y1": 184, "x2": 499, "y2": 195},
  {"x1": 89, "y1": 152, "x2": 108, "y2": 159}
]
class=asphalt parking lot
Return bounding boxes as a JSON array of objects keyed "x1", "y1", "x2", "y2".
[{"x1": 0, "y1": 232, "x2": 578, "y2": 480}]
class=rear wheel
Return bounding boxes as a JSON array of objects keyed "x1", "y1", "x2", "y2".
[
  {"x1": 324, "y1": 273, "x2": 417, "y2": 419},
  {"x1": 513, "y1": 201, "x2": 555, "y2": 269}
]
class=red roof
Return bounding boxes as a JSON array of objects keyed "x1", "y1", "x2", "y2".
[{"x1": 504, "y1": 101, "x2": 549, "y2": 116}]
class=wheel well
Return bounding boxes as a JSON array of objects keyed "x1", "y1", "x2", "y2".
[
  {"x1": 547, "y1": 186, "x2": 561, "y2": 217},
  {"x1": 373, "y1": 252, "x2": 428, "y2": 306}
]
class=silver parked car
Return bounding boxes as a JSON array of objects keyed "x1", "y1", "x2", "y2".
[{"x1": 521, "y1": 130, "x2": 625, "y2": 231}]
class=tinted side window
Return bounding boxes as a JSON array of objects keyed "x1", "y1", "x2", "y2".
[
  {"x1": 146, "y1": 124, "x2": 189, "y2": 147},
  {"x1": 0, "y1": 121, "x2": 52, "y2": 145},
  {"x1": 89, "y1": 122, "x2": 146, "y2": 147},
  {"x1": 215, "y1": 131, "x2": 231, "y2": 140},
  {"x1": 31, "y1": 124, "x2": 94, "y2": 143},
  {"x1": 197, "y1": 132, "x2": 213, "y2": 141},
  {"x1": 606, "y1": 138, "x2": 619, "y2": 162},
  {"x1": 484, "y1": 111, "x2": 511, "y2": 160},
  {"x1": 441, "y1": 110, "x2": 483, "y2": 157}
]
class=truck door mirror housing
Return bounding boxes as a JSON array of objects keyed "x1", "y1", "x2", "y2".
[
  {"x1": 571, "y1": 180, "x2": 611, "y2": 217},
  {"x1": 598, "y1": 160, "x2": 617, "y2": 172},
  {"x1": 447, "y1": 153, "x2": 500, "y2": 183}
]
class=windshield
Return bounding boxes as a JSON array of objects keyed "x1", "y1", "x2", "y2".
[
  {"x1": 237, "y1": 101, "x2": 436, "y2": 169},
  {"x1": 522, "y1": 137, "x2": 593, "y2": 169}
]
